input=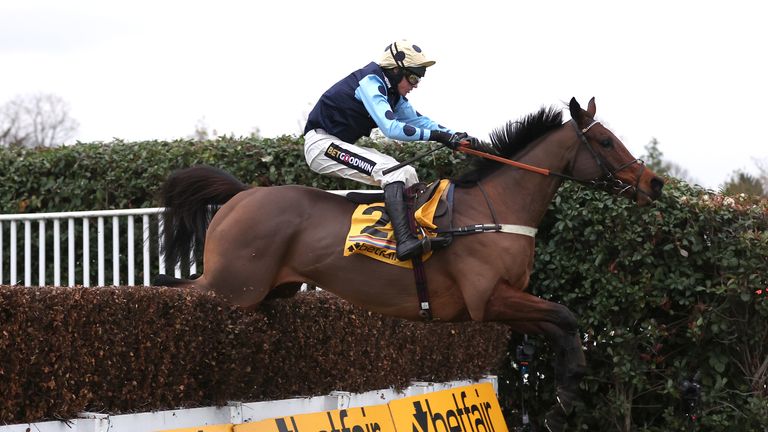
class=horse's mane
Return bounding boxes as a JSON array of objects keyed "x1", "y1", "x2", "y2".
[{"x1": 452, "y1": 106, "x2": 563, "y2": 186}]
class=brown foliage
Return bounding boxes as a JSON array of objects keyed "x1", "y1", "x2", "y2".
[{"x1": 0, "y1": 287, "x2": 510, "y2": 424}]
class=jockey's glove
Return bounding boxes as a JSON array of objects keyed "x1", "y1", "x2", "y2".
[
  {"x1": 455, "y1": 132, "x2": 481, "y2": 149},
  {"x1": 432, "y1": 131, "x2": 497, "y2": 154},
  {"x1": 456, "y1": 132, "x2": 499, "y2": 155},
  {"x1": 431, "y1": 131, "x2": 466, "y2": 150}
]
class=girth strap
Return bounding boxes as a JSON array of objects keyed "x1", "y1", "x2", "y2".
[
  {"x1": 405, "y1": 186, "x2": 432, "y2": 320},
  {"x1": 411, "y1": 254, "x2": 432, "y2": 320}
]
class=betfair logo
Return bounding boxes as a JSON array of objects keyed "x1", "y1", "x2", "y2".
[
  {"x1": 410, "y1": 392, "x2": 497, "y2": 432},
  {"x1": 274, "y1": 409, "x2": 383, "y2": 432}
]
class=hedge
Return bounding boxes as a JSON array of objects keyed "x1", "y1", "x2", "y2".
[
  {"x1": 0, "y1": 287, "x2": 509, "y2": 424},
  {"x1": 1, "y1": 137, "x2": 766, "y2": 431},
  {"x1": 519, "y1": 180, "x2": 768, "y2": 431},
  {"x1": 0, "y1": 136, "x2": 466, "y2": 213}
]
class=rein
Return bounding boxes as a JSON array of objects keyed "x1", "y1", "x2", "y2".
[{"x1": 456, "y1": 120, "x2": 649, "y2": 199}]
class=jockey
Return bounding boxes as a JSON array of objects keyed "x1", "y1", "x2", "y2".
[{"x1": 304, "y1": 39, "x2": 478, "y2": 261}]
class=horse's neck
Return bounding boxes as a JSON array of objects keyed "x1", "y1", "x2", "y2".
[{"x1": 477, "y1": 127, "x2": 578, "y2": 228}]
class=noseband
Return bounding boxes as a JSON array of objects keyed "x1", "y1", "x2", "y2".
[{"x1": 569, "y1": 119, "x2": 647, "y2": 200}]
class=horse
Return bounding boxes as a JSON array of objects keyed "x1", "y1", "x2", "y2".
[{"x1": 155, "y1": 97, "x2": 664, "y2": 432}]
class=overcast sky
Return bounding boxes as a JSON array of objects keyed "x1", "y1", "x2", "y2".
[{"x1": 1, "y1": 0, "x2": 766, "y2": 190}]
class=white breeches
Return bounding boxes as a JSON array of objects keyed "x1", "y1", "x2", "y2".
[{"x1": 304, "y1": 129, "x2": 419, "y2": 188}]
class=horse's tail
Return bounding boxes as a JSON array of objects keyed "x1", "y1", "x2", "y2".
[{"x1": 158, "y1": 165, "x2": 250, "y2": 267}]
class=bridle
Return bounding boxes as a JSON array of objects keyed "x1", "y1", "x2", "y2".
[
  {"x1": 567, "y1": 119, "x2": 648, "y2": 200},
  {"x1": 457, "y1": 118, "x2": 650, "y2": 200}
]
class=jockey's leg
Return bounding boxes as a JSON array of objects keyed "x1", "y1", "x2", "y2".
[{"x1": 384, "y1": 181, "x2": 424, "y2": 261}]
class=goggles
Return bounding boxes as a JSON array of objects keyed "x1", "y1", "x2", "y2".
[{"x1": 404, "y1": 68, "x2": 422, "y2": 86}]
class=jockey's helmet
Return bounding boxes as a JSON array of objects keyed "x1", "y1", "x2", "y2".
[{"x1": 378, "y1": 40, "x2": 435, "y2": 77}]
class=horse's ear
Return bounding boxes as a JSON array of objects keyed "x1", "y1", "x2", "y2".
[
  {"x1": 569, "y1": 97, "x2": 582, "y2": 123},
  {"x1": 569, "y1": 97, "x2": 597, "y2": 125}
]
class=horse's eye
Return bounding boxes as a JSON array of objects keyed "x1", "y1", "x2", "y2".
[{"x1": 599, "y1": 138, "x2": 613, "y2": 148}]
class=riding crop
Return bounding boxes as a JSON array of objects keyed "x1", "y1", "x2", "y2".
[
  {"x1": 382, "y1": 144, "x2": 451, "y2": 175},
  {"x1": 457, "y1": 146, "x2": 551, "y2": 176},
  {"x1": 382, "y1": 141, "x2": 552, "y2": 177}
]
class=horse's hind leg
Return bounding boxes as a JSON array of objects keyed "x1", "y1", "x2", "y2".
[{"x1": 482, "y1": 290, "x2": 586, "y2": 432}]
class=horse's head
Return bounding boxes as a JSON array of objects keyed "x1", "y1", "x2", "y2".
[{"x1": 568, "y1": 97, "x2": 664, "y2": 205}]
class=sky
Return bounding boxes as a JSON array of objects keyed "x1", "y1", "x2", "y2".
[{"x1": 1, "y1": 0, "x2": 766, "y2": 190}]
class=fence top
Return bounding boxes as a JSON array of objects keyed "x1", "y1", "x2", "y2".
[{"x1": 0, "y1": 207, "x2": 165, "y2": 221}]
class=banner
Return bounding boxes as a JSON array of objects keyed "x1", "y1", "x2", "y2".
[
  {"x1": 388, "y1": 383, "x2": 507, "y2": 432},
  {"x1": 235, "y1": 403, "x2": 395, "y2": 432},
  {"x1": 160, "y1": 383, "x2": 506, "y2": 432}
]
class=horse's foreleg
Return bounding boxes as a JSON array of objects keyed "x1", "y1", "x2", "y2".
[
  {"x1": 510, "y1": 321, "x2": 584, "y2": 431},
  {"x1": 482, "y1": 291, "x2": 585, "y2": 432},
  {"x1": 512, "y1": 321, "x2": 585, "y2": 384}
]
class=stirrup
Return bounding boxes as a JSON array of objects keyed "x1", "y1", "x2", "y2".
[
  {"x1": 396, "y1": 237, "x2": 425, "y2": 261},
  {"x1": 416, "y1": 227, "x2": 453, "y2": 255},
  {"x1": 425, "y1": 233, "x2": 452, "y2": 251}
]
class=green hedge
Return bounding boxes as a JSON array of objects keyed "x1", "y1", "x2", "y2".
[
  {"x1": 0, "y1": 136, "x2": 468, "y2": 213},
  {"x1": 516, "y1": 180, "x2": 768, "y2": 431},
  {"x1": 1, "y1": 137, "x2": 766, "y2": 431}
]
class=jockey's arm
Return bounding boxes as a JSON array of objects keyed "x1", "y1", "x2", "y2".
[{"x1": 355, "y1": 75, "x2": 454, "y2": 142}]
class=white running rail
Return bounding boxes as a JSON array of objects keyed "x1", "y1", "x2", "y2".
[{"x1": 0, "y1": 207, "x2": 195, "y2": 287}]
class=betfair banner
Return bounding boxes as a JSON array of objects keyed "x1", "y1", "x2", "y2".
[
  {"x1": 234, "y1": 403, "x2": 395, "y2": 432},
  {"x1": 160, "y1": 383, "x2": 506, "y2": 432},
  {"x1": 388, "y1": 383, "x2": 507, "y2": 432}
]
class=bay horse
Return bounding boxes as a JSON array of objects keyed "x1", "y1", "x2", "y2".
[{"x1": 156, "y1": 97, "x2": 664, "y2": 431}]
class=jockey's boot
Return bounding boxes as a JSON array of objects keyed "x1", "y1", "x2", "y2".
[{"x1": 384, "y1": 181, "x2": 424, "y2": 261}]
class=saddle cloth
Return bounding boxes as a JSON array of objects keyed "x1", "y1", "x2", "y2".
[{"x1": 344, "y1": 179, "x2": 451, "y2": 268}]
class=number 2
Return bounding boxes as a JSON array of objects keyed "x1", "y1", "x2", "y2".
[{"x1": 360, "y1": 205, "x2": 390, "y2": 239}]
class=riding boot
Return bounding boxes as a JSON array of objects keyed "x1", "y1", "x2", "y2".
[{"x1": 384, "y1": 182, "x2": 424, "y2": 261}]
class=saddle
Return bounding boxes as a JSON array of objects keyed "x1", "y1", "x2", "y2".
[
  {"x1": 345, "y1": 181, "x2": 445, "y2": 209},
  {"x1": 342, "y1": 180, "x2": 454, "y2": 268},
  {"x1": 404, "y1": 181, "x2": 454, "y2": 251}
]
